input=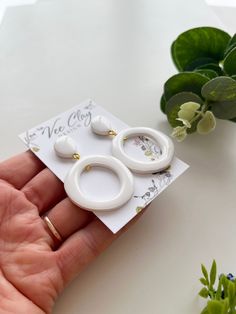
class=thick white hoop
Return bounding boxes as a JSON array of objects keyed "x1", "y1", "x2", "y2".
[
  {"x1": 112, "y1": 127, "x2": 174, "y2": 174},
  {"x1": 64, "y1": 155, "x2": 134, "y2": 211}
]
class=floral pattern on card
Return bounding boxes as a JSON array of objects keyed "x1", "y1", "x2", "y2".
[
  {"x1": 134, "y1": 170, "x2": 172, "y2": 212},
  {"x1": 24, "y1": 131, "x2": 41, "y2": 152},
  {"x1": 133, "y1": 136, "x2": 161, "y2": 161}
]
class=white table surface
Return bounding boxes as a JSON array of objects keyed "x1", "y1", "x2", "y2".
[{"x1": 0, "y1": 1, "x2": 235, "y2": 313}]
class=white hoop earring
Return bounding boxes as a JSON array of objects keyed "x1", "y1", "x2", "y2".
[
  {"x1": 54, "y1": 136, "x2": 134, "y2": 211},
  {"x1": 91, "y1": 115, "x2": 175, "y2": 174}
]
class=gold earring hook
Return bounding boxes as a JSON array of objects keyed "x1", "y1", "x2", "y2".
[
  {"x1": 108, "y1": 129, "x2": 128, "y2": 141},
  {"x1": 108, "y1": 130, "x2": 117, "y2": 136},
  {"x1": 72, "y1": 153, "x2": 80, "y2": 160},
  {"x1": 73, "y1": 153, "x2": 91, "y2": 171}
]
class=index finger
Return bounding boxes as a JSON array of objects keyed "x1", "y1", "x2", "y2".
[{"x1": 0, "y1": 150, "x2": 45, "y2": 189}]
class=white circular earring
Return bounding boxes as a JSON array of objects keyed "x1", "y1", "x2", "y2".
[
  {"x1": 91, "y1": 115, "x2": 175, "y2": 174},
  {"x1": 54, "y1": 136, "x2": 134, "y2": 211}
]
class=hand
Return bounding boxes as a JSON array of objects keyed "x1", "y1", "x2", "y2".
[{"x1": 0, "y1": 151, "x2": 144, "y2": 314}]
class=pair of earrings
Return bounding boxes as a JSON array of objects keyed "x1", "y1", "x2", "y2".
[{"x1": 54, "y1": 115, "x2": 174, "y2": 212}]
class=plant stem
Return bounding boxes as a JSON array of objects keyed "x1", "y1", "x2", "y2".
[{"x1": 189, "y1": 103, "x2": 207, "y2": 125}]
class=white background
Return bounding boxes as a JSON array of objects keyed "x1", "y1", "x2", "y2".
[{"x1": 0, "y1": 1, "x2": 236, "y2": 313}]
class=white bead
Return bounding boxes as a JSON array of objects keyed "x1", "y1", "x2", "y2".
[
  {"x1": 54, "y1": 136, "x2": 77, "y2": 158},
  {"x1": 112, "y1": 127, "x2": 175, "y2": 174},
  {"x1": 64, "y1": 155, "x2": 134, "y2": 211},
  {"x1": 91, "y1": 115, "x2": 113, "y2": 135}
]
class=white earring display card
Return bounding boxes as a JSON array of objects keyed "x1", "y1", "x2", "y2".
[{"x1": 19, "y1": 99, "x2": 189, "y2": 233}]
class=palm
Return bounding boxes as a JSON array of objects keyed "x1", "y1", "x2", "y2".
[
  {"x1": 0, "y1": 181, "x2": 61, "y2": 313},
  {"x1": 0, "y1": 151, "x2": 133, "y2": 314}
]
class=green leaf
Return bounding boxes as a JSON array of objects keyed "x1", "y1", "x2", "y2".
[
  {"x1": 165, "y1": 91, "x2": 203, "y2": 128},
  {"x1": 222, "y1": 298, "x2": 229, "y2": 314},
  {"x1": 164, "y1": 72, "x2": 209, "y2": 101},
  {"x1": 194, "y1": 69, "x2": 218, "y2": 79},
  {"x1": 176, "y1": 117, "x2": 191, "y2": 128},
  {"x1": 167, "y1": 106, "x2": 182, "y2": 128},
  {"x1": 171, "y1": 126, "x2": 187, "y2": 142},
  {"x1": 201, "y1": 307, "x2": 209, "y2": 314},
  {"x1": 185, "y1": 57, "x2": 217, "y2": 71},
  {"x1": 222, "y1": 276, "x2": 229, "y2": 298},
  {"x1": 224, "y1": 47, "x2": 236, "y2": 76},
  {"x1": 180, "y1": 101, "x2": 201, "y2": 111},
  {"x1": 171, "y1": 40, "x2": 180, "y2": 70},
  {"x1": 171, "y1": 27, "x2": 231, "y2": 71},
  {"x1": 216, "y1": 276, "x2": 223, "y2": 300},
  {"x1": 202, "y1": 264, "x2": 210, "y2": 285},
  {"x1": 228, "y1": 33, "x2": 236, "y2": 46},
  {"x1": 227, "y1": 281, "x2": 235, "y2": 307},
  {"x1": 166, "y1": 92, "x2": 203, "y2": 113},
  {"x1": 199, "y1": 287, "x2": 210, "y2": 299},
  {"x1": 224, "y1": 42, "x2": 236, "y2": 59},
  {"x1": 200, "y1": 277, "x2": 209, "y2": 286},
  {"x1": 207, "y1": 300, "x2": 224, "y2": 314},
  {"x1": 211, "y1": 99, "x2": 236, "y2": 120},
  {"x1": 197, "y1": 111, "x2": 216, "y2": 134},
  {"x1": 224, "y1": 42, "x2": 236, "y2": 58},
  {"x1": 178, "y1": 102, "x2": 201, "y2": 121},
  {"x1": 201, "y1": 77, "x2": 236, "y2": 102},
  {"x1": 210, "y1": 260, "x2": 217, "y2": 286},
  {"x1": 160, "y1": 94, "x2": 167, "y2": 113},
  {"x1": 196, "y1": 63, "x2": 224, "y2": 76},
  {"x1": 224, "y1": 33, "x2": 236, "y2": 57}
]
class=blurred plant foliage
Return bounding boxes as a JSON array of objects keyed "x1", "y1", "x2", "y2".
[
  {"x1": 160, "y1": 27, "x2": 236, "y2": 141},
  {"x1": 199, "y1": 260, "x2": 236, "y2": 314}
]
